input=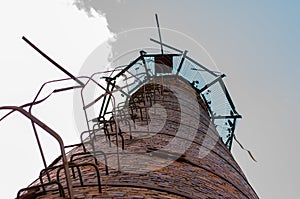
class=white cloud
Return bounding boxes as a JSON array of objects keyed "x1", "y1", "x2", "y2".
[{"x1": 0, "y1": 1, "x2": 111, "y2": 198}]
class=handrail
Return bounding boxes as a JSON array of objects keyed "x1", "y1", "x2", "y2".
[
  {"x1": 78, "y1": 73, "x2": 122, "y2": 171},
  {"x1": 28, "y1": 78, "x2": 83, "y2": 181},
  {"x1": 0, "y1": 77, "x2": 86, "y2": 182},
  {"x1": 0, "y1": 106, "x2": 74, "y2": 199}
]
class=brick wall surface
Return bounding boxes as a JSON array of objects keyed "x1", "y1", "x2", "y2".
[{"x1": 18, "y1": 76, "x2": 258, "y2": 199}]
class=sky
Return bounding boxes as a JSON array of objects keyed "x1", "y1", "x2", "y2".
[
  {"x1": 0, "y1": 1, "x2": 110, "y2": 198},
  {"x1": 0, "y1": 0, "x2": 300, "y2": 198}
]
